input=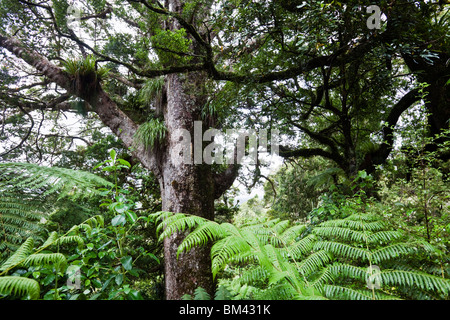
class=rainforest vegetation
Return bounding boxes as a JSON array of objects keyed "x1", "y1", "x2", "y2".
[{"x1": 0, "y1": 0, "x2": 449, "y2": 301}]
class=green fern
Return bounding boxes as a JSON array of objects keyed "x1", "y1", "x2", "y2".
[
  {"x1": 182, "y1": 287, "x2": 211, "y2": 300},
  {"x1": 62, "y1": 55, "x2": 109, "y2": 81},
  {"x1": 0, "y1": 215, "x2": 103, "y2": 299},
  {"x1": 181, "y1": 285, "x2": 235, "y2": 300},
  {"x1": 152, "y1": 211, "x2": 321, "y2": 299},
  {"x1": 139, "y1": 77, "x2": 165, "y2": 107},
  {"x1": 153, "y1": 211, "x2": 450, "y2": 300},
  {"x1": 23, "y1": 253, "x2": 67, "y2": 272},
  {"x1": 0, "y1": 237, "x2": 35, "y2": 272},
  {"x1": 0, "y1": 193, "x2": 46, "y2": 258},
  {"x1": 0, "y1": 276, "x2": 40, "y2": 300},
  {"x1": 133, "y1": 118, "x2": 167, "y2": 150},
  {"x1": 311, "y1": 214, "x2": 450, "y2": 299},
  {"x1": 0, "y1": 162, "x2": 113, "y2": 200}
]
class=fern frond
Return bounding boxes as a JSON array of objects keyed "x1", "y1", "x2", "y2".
[
  {"x1": 237, "y1": 266, "x2": 270, "y2": 286},
  {"x1": 215, "y1": 285, "x2": 234, "y2": 300},
  {"x1": 288, "y1": 234, "x2": 316, "y2": 259},
  {"x1": 345, "y1": 213, "x2": 380, "y2": 222},
  {"x1": 327, "y1": 264, "x2": 368, "y2": 282},
  {"x1": 309, "y1": 267, "x2": 336, "y2": 289},
  {"x1": 182, "y1": 286, "x2": 212, "y2": 300},
  {"x1": 67, "y1": 215, "x2": 105, "y2": 235},
  {"x1": 277, "y1": 224, "x2": 307, "y2": 246},
  {"x1": 265, "y1": 219, "x2": 290, "y2": 235},
  {"x1": 297, "y1": 250, "x2": 332, "y2": 276},
  {"x1": 366, "y1": 231, "x2": 404, "y2": 244},
  {"x1": 24, "y1": 253, "x2": 67, "y2": 271},
  {"x1": 326, "y1": 218, "x2": 386, "y2": 232},
  {"x1": 54, "y1": 235, "x2": 84, "y2": 248},
  {"x1": 371, "y1": 243, "x2": 416, "y2": 264},
  {"x1": 0, "y1": 195, "x2": 44, "y2": 260},
  {"x1": 153, "y1": 212, "x2": 208, "y2": 240},
  {"x1": 313, "y1": 241, "x2": 369, "y2": 261},
  {"x1": 211, "y1": 236, "x2": 253, "y2": 277},
  {"x1": 0, "y1": 237, "x2": 34, "y2": 272},
  {"x1": 313, "y1": 226, "x2": 367, "y2": 242},
  {"x1": 0, "y1": 276, "x2": 40, "y2": 300},
  {"x1": 177, "y1": 221, "x2": 229, "y2": 257},
  {"x1": 253, "y1": 283, "x2": 298, "y2": 300},
  {"x1": 193, "y1": 287, "x2": 211, "y2": 300},
  {"x1": 0, "y1": 162, "x2": 113, "y2": 200},
  {"x1": 321, "y1": 284, "x2": 382, "y2": 300},
  {"x1": 380, "y1": 270, "x2": 450, "y2": 295},
  {"x1": 0, "y1": 163, "x2": 112, "y2": 258},
  {"x1": 37, "y1": 232, "x2": 59, "y2": 250}
]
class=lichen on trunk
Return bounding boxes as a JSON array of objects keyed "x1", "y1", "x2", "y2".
[{"x1": 155, "y1": 70, "x2": 216, "y2": 299}]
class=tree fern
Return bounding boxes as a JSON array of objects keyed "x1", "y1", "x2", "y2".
[
  {"x1": 0, "y1": 193, "x2": 46, "y2": 258},
  {"x1": 321, "y1": 284, "x2": 400, "y2": 300},
  {"x1": 153, "y1": 211, "x2": 450, "y2": 300},
  {"x1": 0, "y1": 162, "x2": 113, "y2": 200},
  {"x1": 297, "y1": 250, "x2": 332, "y2": 277},
  {"x1": 313, "y1": 241, "x2": 368, "y2": 261},
  {"x1": 0, "y1": 276, "x2": 40, "y2": 300},
  {"x1": 380, "y1": 270, "x2": 449, "y2": 295},
  {"x1": 0, "y1": 162, "x2": 112, "y2": 260},
  {"x1": 23, "y1": 253, "x2": 67, "y2": 272},
  {"x1": 0, "y1": 237, "x2": 35, "y2": 272},
  {"x1": 152, "y1": 211, "x2": 321, "y2": 299},
  {"x1": 311, "y1": 214, "x2": 450, "y2": 299}
]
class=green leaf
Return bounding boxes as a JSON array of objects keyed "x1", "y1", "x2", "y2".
[
  {"x1": 91, "y1": 279, "x2": 102, "y2": 288},
  {"x1": 125, "y1": 211, "x2": 138, "y2": 224},
  {"x1": 42, "y1": 274, "x2": 56, "y2": 286},
  {"x1": 115, "y1": 274, "x2": 123, "y2": 286},
  {"x1": 114, "y1": 203, "x2": 127, "y2": 213},
  {"x1": 111, "y1": 214, "x2": 126, "y2": 226},
  {"x1": 117, "y1": 159, "x2": 131, "y2": 168},
  {"x1": 120, "y1": 256, "x2": 133, "y2": 271},
  {"x1": 110, "y1": 149, "x2": 116, "y2": 161},
  {"x1": 128, "y1": 268, "x2": 139, "y2": 277},
  {"x1": 128, "y1": 290, "x2": 144, "y2": 300}
]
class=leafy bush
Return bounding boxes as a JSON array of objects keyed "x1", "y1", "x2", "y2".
[{"x1": 0, "y1": 153, "x2": 162, "y2": 300}]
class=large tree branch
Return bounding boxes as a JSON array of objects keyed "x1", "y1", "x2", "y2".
[
  {"x1": 213, "y1": 164, "x2": 240, "y2": 199},
  {"x1": 278, "y1": 145, "x2": 346, "y2": 170},
  {"x1": 360, "y1": 88, "x2": 422, "y2": 172},
  {"x1": 0, "y1": 34, "x2": 157, "y2": 172}
]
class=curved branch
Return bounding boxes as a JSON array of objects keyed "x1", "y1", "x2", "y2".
[
  {"x1": 0, "y1": 104, "x2": 34, "y2": 158},
  {"x1": 360, "y1": 88, "x2": 422, "y2": 173},
  {"x1": 279, "y1": 146, "x2": 341, "y2": 162},
  {"x1": 213, "y1": 163, "x2": 240, "y2": 199},
  {"x1": 0, "y1": 34, "x2": 157, "y2": 172}
]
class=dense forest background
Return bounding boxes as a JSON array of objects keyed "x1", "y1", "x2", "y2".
[{"x1": 0, "y1": 0, "x2": 449, "y2": 300}]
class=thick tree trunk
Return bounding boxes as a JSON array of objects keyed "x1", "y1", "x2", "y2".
[
  {"x1": 160, "y1": 164, "x2": 215, "y2": 299},
  {"x1": 156, "y1": 72, "x2": 216, "y2": 299}
]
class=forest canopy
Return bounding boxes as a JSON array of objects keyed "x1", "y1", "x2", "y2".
[{"x1": 0, "y1": 0, "x2": 449, "y2": 301}]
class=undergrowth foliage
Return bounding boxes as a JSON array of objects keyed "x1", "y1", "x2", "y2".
[
  {"x1": 0, "y1": 215, "x2": 103, "y2": 299},
  {"x1": 151, "y1": 209, "x2": 450, "y2": 300},
  {"x1": 0, "y1": 162, "x2": 112, "y2": 261},
  {"x1": 1, "y1": 158, "x2": 448, "y2": 300}
]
